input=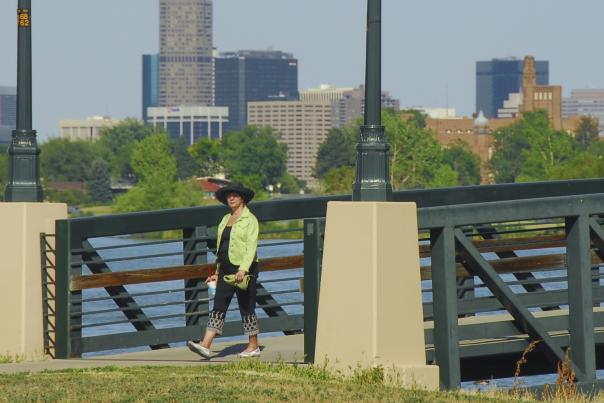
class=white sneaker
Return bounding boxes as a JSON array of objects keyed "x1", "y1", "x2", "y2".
[
  {"x1": 187, "y1": 340, "x2": 212, "y2": 359},
  {"x1": 238, "y1": 347, "x2": 261, "y2": 358}
]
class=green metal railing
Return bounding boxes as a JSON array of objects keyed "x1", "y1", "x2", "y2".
[
  {"x1": 301, "y1": 188, "x2": 604, "y2": 389},
  {"x1": 47, "y1": 178, "x2": 604, "y2": 385}
]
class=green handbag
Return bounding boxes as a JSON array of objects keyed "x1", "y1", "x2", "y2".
[{"x1": 223, "y1": 274, "x2": 252, "y2": 291}]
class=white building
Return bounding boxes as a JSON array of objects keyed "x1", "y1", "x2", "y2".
[
  {"x1": 497, "y1": 93, "x2": 522, "y2": 119},
  {"x1": 563, "y1": 89, "x2": 604, "y2": 134},
  {"x1": 301, "y1": 84, "x2": 400, "y2": 128},
  {"x1": 411, "y1": 107, "x2": 457, "y2": 119},
  {"x1": 147, "y1": 106, "x2": 228, "y2": 145},
  {"x1": 59, "y1": 116, "x2": 121, "y2": 141}
]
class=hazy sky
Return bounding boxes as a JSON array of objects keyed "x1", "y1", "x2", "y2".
[{"x1": 1, "y1": 0, "x2": 603, "y2": 141}]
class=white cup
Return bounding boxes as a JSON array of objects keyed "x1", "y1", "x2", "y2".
[{"x1": 207, "y1": 280, "x2": 217, "y2": 297}]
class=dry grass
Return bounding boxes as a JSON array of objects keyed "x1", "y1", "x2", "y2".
[{"x1": 0, "y1": 361, "x2": 535, "y2": 402}]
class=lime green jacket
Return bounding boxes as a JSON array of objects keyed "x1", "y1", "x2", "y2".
[{"x1": 216, "y1": 206, "x2": 259, "y2": 273}]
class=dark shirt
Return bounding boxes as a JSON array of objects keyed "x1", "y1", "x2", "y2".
[{"x1": 217, "y1": 226, "x2": 238, "y2": 274}]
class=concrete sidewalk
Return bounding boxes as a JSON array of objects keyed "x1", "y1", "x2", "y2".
[{"x1": 0, "y1": 334, "x2": 304, "y2": 374}]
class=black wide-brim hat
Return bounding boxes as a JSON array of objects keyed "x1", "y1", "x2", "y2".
[{"x1": 215, "y1": 183, "x2": 255, "y2": 205}]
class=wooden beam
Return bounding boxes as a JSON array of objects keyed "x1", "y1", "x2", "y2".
[{"x1": 71, "y1": 255, "x2": 304, "y2": 291}]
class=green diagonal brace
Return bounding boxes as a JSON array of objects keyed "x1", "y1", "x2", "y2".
[
  {"x1": 82, "y1": 240, "x2": 169, "y2": 350},
  {"x1": 453, "y1": 228, "x2": 576, "y2": 376}
]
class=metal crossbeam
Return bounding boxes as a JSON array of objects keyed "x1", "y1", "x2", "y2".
[{"x1": 453, "y1": 228, "x2": 572, "y2": 372}]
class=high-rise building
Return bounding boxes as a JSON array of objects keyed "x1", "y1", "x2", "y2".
[
  {"x1": 300, "y1": 85, "x2": 400, "y2": 128},
  {"x1": 159, "y1": 0, "x2": 213, "y2": 107},
  {"x1": 563, "y1": 89, "x2": 604, "y2": 134},
  {"x1": 0, "y1": 86, "x2": 16, "y2": 144},
  {"x1": 247, "y1": 100, "x2": 332, "y2": 185},
  {"x1": 142, "y1": 54, "x2": 159, "y2": 121},
  {"x1": 60, "y1": 116, "x2": 121, "y2": 142},
  {"x1": 215, "y1": 50, "x2": 298, "y2": 133},
  {"x1": 476, "y1": 57, "x2": 549, "y2": 118}
]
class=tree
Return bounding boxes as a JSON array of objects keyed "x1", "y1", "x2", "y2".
[
  {"x1": 427, "y1": 165, "x2": 459, "y2": 188},
  {"x1": 96, "y1": 119, "x2": 159, "y2": 181},
  {"x1": 40, "y1": 138, "x2": 97, "y2": 182},
  {"x1": 383, "y1": 109, "x2": 443, "y2": 189},
  {"x1": 114, "y1": 133, "x2": 177, "y2": 212},
  {"x1": 575, "y1": 116, "x2": 599, "y2": 149},
  {"x1": 188, "y1": 137, "x2": 222, "y2": 177},
  {"x1": 113, "y1": 133, "x2": 205, "y2": 212},
  {"x1": 490, "y1": 111, "x2": 551, "y2": 183},
  {"x1": 442, "y1": 140, "x2": 481, "y2": 185},
  {"x1": 321, "y1": 166, "x2": 355, "y2": 194},
  {"x1": 314, "y1": 127, "x2": 356, "y2": 179},
  {"x1": 220, "y1": 126, "x2": 288, "y2": 191},
  {"x1": 87, "y1": 158, "x2": 113, "y2": 204},
  {"x1": 278, "y1": 173, "x2": 299, "y2": 194},
  {"x1": 169, "y1": 137, "x2": 198, "y2": 180},
  {"x1": 549, "y1": 151, "x2": 604, "y2": 180}
]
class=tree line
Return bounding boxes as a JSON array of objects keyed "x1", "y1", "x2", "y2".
[
  {"x1": 314, "y1": 109, "x2": 481, "y2": 193},
  {"x1": 0, "y1": 109, "x2": 601, "y2": 208},
  {"x1": 5, "y1": 119, "x2": 298, "y2": 210}
]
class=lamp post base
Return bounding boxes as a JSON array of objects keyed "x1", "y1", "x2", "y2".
[
  {"x1": 4, "y1": 129, "x2": 43, "y2": 202},
  {"x1": 352, "y1": 125, "x2": 392, "y2": 201},
  {"x1": 5, "y1": 184, "x2": 43, "y2": 202}
]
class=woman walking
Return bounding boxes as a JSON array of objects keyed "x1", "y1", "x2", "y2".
[{"x1": 187, "y1": 183, "x2": 260, "y2": 359}]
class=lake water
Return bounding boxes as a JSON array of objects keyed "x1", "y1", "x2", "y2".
[{"x1": 78, "y1": 237, "x2": 601, "y2": 389}]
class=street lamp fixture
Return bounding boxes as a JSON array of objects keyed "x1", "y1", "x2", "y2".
[
  {"x1": 352, "y1": 0, "x2": 392, "y2": 201},
  {"x1": 5, "y1": 0, "x2": 43, "y2": 202}
]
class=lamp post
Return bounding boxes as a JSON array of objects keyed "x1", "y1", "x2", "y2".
[
  {"x1": 5, "y1": 0, "x2": 43, "y2": 202},
  {"x1": 352, "y1": 0, "x2": 392, "y2": 201}
]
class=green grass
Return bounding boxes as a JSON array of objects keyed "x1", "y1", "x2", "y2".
[
  {"x1": 0, "y1": 361, "x2": 536, "y2": 402},
  {"x1": 0, "y1": 354, "x2": 25, "y2": 364}
]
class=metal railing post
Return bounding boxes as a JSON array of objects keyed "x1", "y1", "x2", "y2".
[
  {"x1": 54, "y1": 220, "x2": 71, "y2": 358},
  {"x1": 303, "y1": 218, "x2": 324, "y2": 363},
  {"x1": 565, "y1": 214, "x2": 596, "y2": 382},
  {"x1": 183, "y1": 226, "x2": 209, "y2": 327},
  {"x1": 430, "y1": 225, "x2": 461, "y2": 389}
]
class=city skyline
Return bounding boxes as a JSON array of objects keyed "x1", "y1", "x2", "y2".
[{"x1": 1, "y1": 0, "x2": 604, "y2": 140}]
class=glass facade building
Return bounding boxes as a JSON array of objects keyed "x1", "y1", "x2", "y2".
[
  {"x1": 142, "y1": 54, "x2": 159, "y2": 122},
  {"x1": 215, "y1": 50, "x2": 298, "y2": 133},
  {"x1": 159, "y1": 0, "x2": 213, "y2": 107},
  {"x1": 476, "y1": 58, "x2": 549, "y2": 118},
  {"x1": 0, "y1": 86, "x2": 16, "y2": 144}
]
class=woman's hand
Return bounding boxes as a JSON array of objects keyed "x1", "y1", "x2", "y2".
[
  {"x1": 205, "y1": 274, "x2": 217, "y2": 283},
  {"x1": 235, "y1": 270, "x2": 246, "y2": 282}
]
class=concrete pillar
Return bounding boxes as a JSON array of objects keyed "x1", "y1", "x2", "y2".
[
  {"x1": 0, "y1": 203, "x2": 67, "y2": 359},
  {"x1": 315, "y1": 202, "x2": 439, "y2": 389}
]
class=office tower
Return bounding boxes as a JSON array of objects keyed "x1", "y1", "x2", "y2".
[
  {"x1": 142, "y1": 54, "x2": 159, "y2": 121},
  {"x1": 60, "y1": 116, "x2": 121, "y2": 142},
  {"x1": 215, "y1": 50, "x2": 298, "y2": 133},
  {"x1": 563, "y1": 89, "x2": 604, "y2": 135},
  {"x1": 0, "y1": 86, "x2": 16, "y2": 144},
  {"x1": 248, "y1": 100, "x2": 332, "y2": 185},
  {"x1": 159, "y1": 0, "x2": 213, "y2": 107},
  {"x1": 300, "y1": 85, "x2": 400, "y2": 128},
  {"x1": 476, "y1": 57, "x2": 548, "y2": 118},
  {"x1": 147, "y1": 106, "x2": 228, "y2": 145}
]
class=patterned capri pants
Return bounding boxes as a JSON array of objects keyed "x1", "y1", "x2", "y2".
[{"x1": 207, "y1": 265, "x2": 259, "y2": 336}]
